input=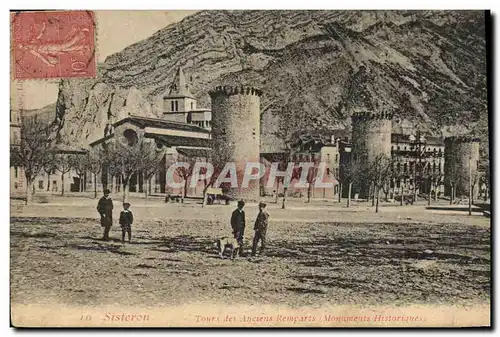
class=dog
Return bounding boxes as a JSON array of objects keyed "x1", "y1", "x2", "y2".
[{"x1": 215, "y1": 237, "x2": 240, "y2": 259}]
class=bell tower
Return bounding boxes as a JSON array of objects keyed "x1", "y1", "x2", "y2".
[{"x1": 163, "y1": 68, "x2": 198, "y2": 122}]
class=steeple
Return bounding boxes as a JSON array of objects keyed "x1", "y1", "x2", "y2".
[{"x1": 165, "y1": 67, "x2": 195, "y2": 99}]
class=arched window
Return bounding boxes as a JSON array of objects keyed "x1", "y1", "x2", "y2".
[{"x1": 123, "y1": 129, "x2": 138, "y2": 146}]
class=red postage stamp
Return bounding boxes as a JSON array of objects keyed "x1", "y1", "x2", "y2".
[{"x1": 11, "y1": 10, "x2": 96, "y2": 80}]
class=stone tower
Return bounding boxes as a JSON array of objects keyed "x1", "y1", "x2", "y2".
[
  {"x1": 444, "y1": 136, "x2": 480, "y2": 198},
  {"x1": 351, "y1": 111, "x2": 393, "y2": 163},
  {"x1": 209, "y1": 86, "x2": 262, "y2": 201},
  {"x1": 351, "y1": 111, "x2": 393, "y2": 198}
]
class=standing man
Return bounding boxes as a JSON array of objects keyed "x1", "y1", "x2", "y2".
[
  {"x1": 252, "y1": 202, "x2": 269, "y2": 257},
  {"x1": 231, "y1": 200, "x2": 246, "y2": 255},
  {"x1": 97, "y1": 189, "x2": 114, "y2": 241}
]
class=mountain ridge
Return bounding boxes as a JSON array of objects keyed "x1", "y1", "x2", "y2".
[{"x1": 53, "y1": 10, "x2": 488, "y2": 156}]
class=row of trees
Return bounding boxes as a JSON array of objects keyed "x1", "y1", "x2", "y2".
[{"x1": 10, "y1": 117, "x2": 166, "y2": 204}]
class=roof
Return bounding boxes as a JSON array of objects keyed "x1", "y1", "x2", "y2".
[
  {"x1": 147, "y1": 134, "x2": 212, "y2": 148},
  {"x1": 89, "y1": 133, "x2": 114, "y2": 147},
  {"x1": 164, "y1": 67, "x2": 195, "y2": 99},
  {"x1": 392, "y1": 133, "x2": 444, "y2": 146},
  {"x1": 53, "y1": 144, "x2": 88, "y2": 154},
  {"x1": 176, "y1": 147, "x2": 212, "y2": 158},
  {"x1": 114, "y1": 115, "x2": 209, "y2": 134}
]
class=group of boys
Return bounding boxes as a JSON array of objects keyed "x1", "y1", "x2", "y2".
[
  {"x1": 96, "y1": 190, "x2": 270, "y2": 257},
  {"x1": 96, "y1": 189, "x2": 133, "y2": 243},
  {"x1": 231, "y1": 200, "x2": 269, "y2": 257}
]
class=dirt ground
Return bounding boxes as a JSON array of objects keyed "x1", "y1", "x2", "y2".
[{"x1": 10, "y1": 199, "x2": 490, "y2": 310}]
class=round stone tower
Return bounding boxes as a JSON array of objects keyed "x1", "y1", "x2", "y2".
[
  {"x1": 351, "y1": 111, "x2": 392, "y2": 198},
  {"x1": 351, "y1": 111, "x2": 392, "y2": 163},
  {"x1": 209, "y1": 86, "x2": 262, "y2": 201},
  {"x1": 444, "y1": 136, "x2": 480, "y2": 198}
]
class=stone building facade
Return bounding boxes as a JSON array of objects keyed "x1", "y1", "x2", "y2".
[{"x1": 391, "y1": 133, "x2": 445, "y2": 196}]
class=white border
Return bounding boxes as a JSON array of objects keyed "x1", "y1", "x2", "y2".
[{"x1": 2, "y1": 1, "x2": 498, "y2": 336}]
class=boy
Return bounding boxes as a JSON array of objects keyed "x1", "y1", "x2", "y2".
[
  {"x1": 119, "y1": 202, "x2": 134, "y2": 243},
  {"x1": 97, "y1": 189, "x2": 113, "y2": 241},
  {"x1": 230, "y1": 200, "x2": 246, "y2": 255},
  {"x1": 252, "y1": 202, "x2": 269, "y2": 256}
]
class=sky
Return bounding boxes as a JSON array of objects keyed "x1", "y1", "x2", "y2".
[{"x1": 12, "y1": 10, "x2": 197, "y2": 110}]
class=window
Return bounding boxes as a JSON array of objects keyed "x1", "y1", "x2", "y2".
[
  {"x1": 191, "y1": 102, "x2": 194, "y2": 110},
  {"x1": 38, "y1": 180, "x2": 44, "y2": 190},
  {"x1": 14, "y1": 182, "x2": 18, "y2": 189},
  {"x1": 14, "y1": 166, "x2": 18, "y2": 178},
  {"x1": 335, "y1": 154, "x2": 339, "y2": 163},
  {"x1": 397, "y1": 146, "x2": 400, "y2": 151},
  {"x1": 335, "y1": 168, "x2": 339, "y2": 177},
  {"x1": 326, "y1": 168, "x2": 330, "y2": 175},
  {"x1": 175, "y1": 101, "x2": 179, "y2": 111},
  {"x1": 171, "y1": 101, "x2": 175, "y2": 112},
  {"x1": 327, "y1": 154, "x2": 330, "y2": 163}
]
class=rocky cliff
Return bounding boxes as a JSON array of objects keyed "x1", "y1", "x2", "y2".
[{"x1": 54, "y1": 10, "x2": 488, "y2": 155}]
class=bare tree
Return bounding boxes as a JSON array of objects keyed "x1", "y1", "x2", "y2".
[
  {"x1": 423, "y1": 167, "x2": 443, "y2": 206},
  {"x1": 176, "y1": 154, "x2": 198, "y2": 198},
  {"x1": 87, "y1": 150, "x2": 103, "y2": 199},
  {"x1": 54, "y1": 154, "x2": 73, "y2": 196},
  {"x1": 339, "y1": 155, "x2": 363, "y2": 208},
  {"x1": 10, "y1": 117, "x2": 55, "y2": 204},
  {"x1": 43, "y1": 152, "x2": 57, "y2": 192},
  {"x1": 369, "y1": 154, "x2": 393, "y2": 213},
  {"x1": 139, "y1": 146, "x2": 165, "y2": 199},
  {"x1": 104, "y1": 140, "x2": 149, "y2": 202},
  {"x1": 69, "y1": 154, "x2": 89, "y2": 192}
]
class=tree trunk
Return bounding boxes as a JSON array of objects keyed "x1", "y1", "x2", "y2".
[
  {"x1": 94, "y1": 173, "x2": 98, "y2": 199},
  {"x1": 148, "y1": 177, "x2": 152, "y2": 196},
  {"x1": 201, "y1": 187, "x2": 208, "y2": 208},
  {"x1": 46, "y1": 174, "x2": 50, "y2": 192},
  {"x1": 25, "y1": 178, "x2": 32, "y2": 205},
  {"x1": 400, "y1": 183, "x2": 403, "y2": 206},
  {"x1": 61, "y1": 173, "x2": 65, "y2": 196},
  {"x1": 275, "y1": 180, "x2": 280, "y2": 204},
  {"x1": 338, "y1": 183, "x2": 342, "y2": 203},
  {"x1": 307, "y1": 184, "x2": 311, "y2": 203},
  {"x1": 144, "y1": 174, "x2": 149, "y2": 199},
  {"x1": 371, "y1": 183, "x2": 375, "y2": 207},
  {"x1": 183, "y1": 178, "x2": 188, "y2": 198},
  {"x1": 428, "y1": 182, "x2": 432, "y2": 206},
  {"x1": 347, "y1": 182, "x2": 352, "y2": 208},
  {"x1": 122, "y1": 177, "x2": 130, "y2": 203},
  {"x1": 375, "y1": 186, "x2": 380, "y2": 213},
  {"x1": 282, "y1": 187, "x2": 288, "y2": 209}
]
